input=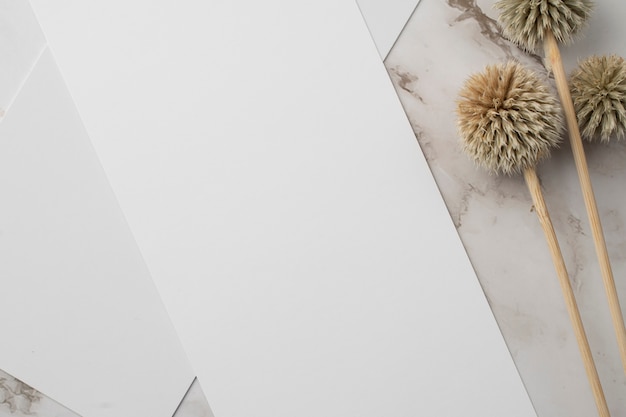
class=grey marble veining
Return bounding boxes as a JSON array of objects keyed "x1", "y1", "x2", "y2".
[
  {"x1": 385, "y1": 0, "x2": 626, "y2": 416},
  {"x1": 0, "y1": 369, "x2": 79, "y2": 417}
]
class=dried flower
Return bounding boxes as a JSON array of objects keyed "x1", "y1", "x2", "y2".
[
  {"x1": 570, "y1": 54, "x2": 626, "y2": 142},
  {"x1": 495, "y1": 0, "x2": 593, "y2": 52},
  {"x1": 457, "y1": 61, "x2": 563, "y2": 175}
]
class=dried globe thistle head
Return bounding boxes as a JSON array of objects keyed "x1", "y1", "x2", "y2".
[
  {"x1": 495, "y1": 0, "x2": 593, "y2": 52},
  {"x1": 570, "y1": 54, "x2": 626, "y2": 142},
  {"x1": 457, "y1": 61, "x2": 563, "y2": 175}
]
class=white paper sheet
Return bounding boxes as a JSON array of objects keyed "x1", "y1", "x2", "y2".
[
  {"x1": 30, "y1": 1, "x2": 537, "y2": 416},
  {"x1": 0, "y1": 0, "x2": 45, "y2": 115},
  {"x1": 356, "y1": 0, "x2": 421, "y2": 58},
  {"x1": 0, "y1": 47, "x2": 194, "y2": 417}
]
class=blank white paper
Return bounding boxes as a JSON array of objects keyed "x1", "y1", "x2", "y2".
[
  {"x1": 0, "y1": 0, "x2": 45, "y2": 115},
  {"x1": 0, "y1": 48, "x2": 194, "y2": 417},
  {"x1": 30, "y1": 1, "x2": 537, "y2": 416}
]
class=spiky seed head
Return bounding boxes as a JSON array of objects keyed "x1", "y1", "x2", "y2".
[
  {"x1": 570, "y1": 55, "x2": 626, "y2": 142},
  {"x1": 495, "y1": 0, "x2": 593, "y2": 52},
  {"x1": 457, "y1": 61, "x2": 563, "y2": 175}
]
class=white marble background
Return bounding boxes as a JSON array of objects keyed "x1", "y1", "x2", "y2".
[{"x1": 385, "y1": 1, "x2": 626, "y2": 416}]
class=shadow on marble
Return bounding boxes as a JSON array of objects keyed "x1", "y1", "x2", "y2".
[
  {"x1": 0, "y1": 368, "x2": 78, "y2": 417},
  {"x1": 385, "y1": 1, "x2": 626, "y2": 417}
]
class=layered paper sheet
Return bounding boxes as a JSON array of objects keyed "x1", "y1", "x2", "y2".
[
  {"x1": 0, "y1": 0, "x2": 45, "y2": 115},
  {"x1": 356, "y1": 0, "x2": 421, "y2": 58},
  {"x1": 0, "y1": 43, "x2": 193, "y2": 417},
  {"x1": 30, "y1": 1, "x2": 537, "y2": 416}
]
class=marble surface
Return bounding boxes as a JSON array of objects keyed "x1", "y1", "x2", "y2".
[
  {"x1": 385, "y1": 1, "x2": 626, "y2": 416},
  {"x1": 5, "y1": 0, "x2": 625, "y2": 416},
  {"x1": 0, "y1": 369, "x2": 78, "y2": 417}
]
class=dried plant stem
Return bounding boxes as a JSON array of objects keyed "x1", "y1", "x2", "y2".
[
  {"x1": 544, "y1": 30, "x2": 626, "y2": 377},
  {"x1": 524, "y1": 167, "x2": 610, "y2": 417}
]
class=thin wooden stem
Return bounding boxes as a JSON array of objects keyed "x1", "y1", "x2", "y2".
[
  {"x1": 544, "y1": 31, "x2": 626, "y2": 376},
  {"x1": 524, "y1": 167, "x2": 610, "y2": 417}
]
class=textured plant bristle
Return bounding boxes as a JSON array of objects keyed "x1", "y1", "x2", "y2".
[
  {"x1": 495, "y1": 0, "x2": 593, "y2": 52},
  {"x1": 457, "y1": 61, "x2": 563, "y2": 175},
  {"x1": 570, "y1": 55, "x2": 626, "y2": 142}
]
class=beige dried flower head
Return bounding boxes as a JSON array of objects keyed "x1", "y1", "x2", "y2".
[
  {"x1": 570, "y1": 54, "x2": 626, "y2": 142},
  {"x1": 457, "y1": 61, "x2": 563, "y2": 175},
  {"x1": 495, "y1": 0, "x2": 593, "y2": 52}
]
